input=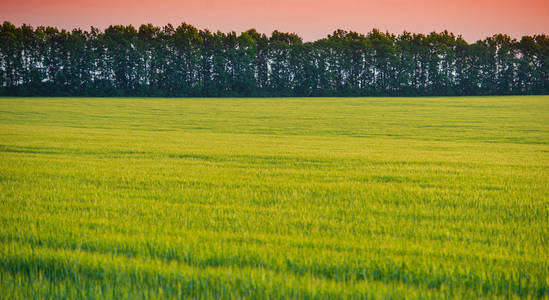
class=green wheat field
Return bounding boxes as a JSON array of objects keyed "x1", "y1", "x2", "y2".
[{"x1": 0, "y1": 96, "x2": 548, "y2": 299}]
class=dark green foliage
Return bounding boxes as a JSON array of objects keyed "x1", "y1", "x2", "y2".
[{"x1": 0, "y1": 21, "x2": 548, "y2": 96}]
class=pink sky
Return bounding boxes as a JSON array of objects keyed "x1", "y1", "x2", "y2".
[{"x1": 2, "y1": 0, "x2": 548, "y2": 42}]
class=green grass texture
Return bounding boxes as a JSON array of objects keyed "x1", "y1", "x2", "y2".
[{"x1": 1, "y1": 96, "x2": 548, "y2": 299}]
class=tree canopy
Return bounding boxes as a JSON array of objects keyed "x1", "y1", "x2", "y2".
[{"x1": 1, "y1": 21, "x2": 548, "y2": 96}]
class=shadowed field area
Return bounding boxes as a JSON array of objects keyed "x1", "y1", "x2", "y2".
[{"x1": 0, "y1": 96, "x2": 548, "y2": 299}]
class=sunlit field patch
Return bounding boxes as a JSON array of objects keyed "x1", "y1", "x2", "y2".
[{"x1": 0, "y1": 96, "x2": 548, "y2": 299}]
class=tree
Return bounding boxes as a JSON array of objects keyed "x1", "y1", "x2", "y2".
[{"x1": 0, "y1": 22, "x2": 547, "y2": 97}]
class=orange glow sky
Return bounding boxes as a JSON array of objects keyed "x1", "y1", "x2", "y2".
[{"x1": 2, "y1": 0, "x2": 548, "y2": 42}]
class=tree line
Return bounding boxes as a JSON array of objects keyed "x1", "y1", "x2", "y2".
[{"x1": 1, "y1": 21, "x2": 548, "y2": 97}]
